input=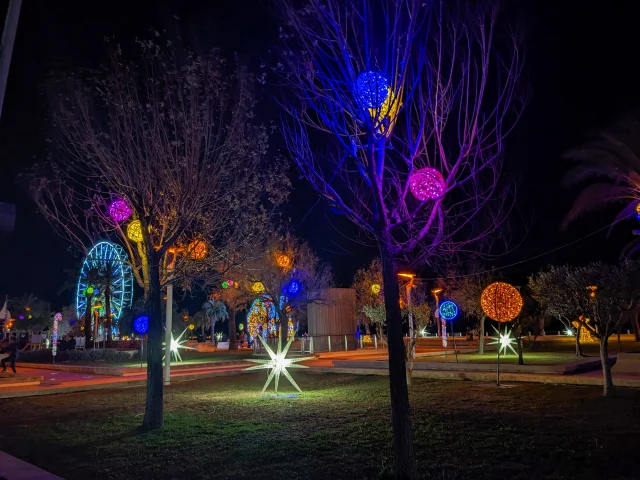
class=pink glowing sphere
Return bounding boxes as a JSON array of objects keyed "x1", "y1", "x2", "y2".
[
  {"x1": 108, "y1": 199, "x2": 132, "y2": 223},
  {"x1": 409, "y1": 168, "x2": 445, "y2": 201}
]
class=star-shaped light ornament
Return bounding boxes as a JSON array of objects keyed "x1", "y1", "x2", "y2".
[
  {"x1": 245, "y1": 335, "x2": 314, "y2": 395},
  {"x1": 488, "y1": 325, "x2": 517, "y2": 356},
  {"x1": 163, "y1": 327, "x2": 195, "y2": 362}
]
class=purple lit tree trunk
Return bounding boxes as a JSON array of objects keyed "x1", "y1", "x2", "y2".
[{"x1": 275, "y1": 1, "x2": 525, "y2": 476}]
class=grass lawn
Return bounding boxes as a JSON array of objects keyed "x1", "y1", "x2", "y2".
[
  {"x1": 62, "y1": 350, "x2": 255, "y2": 369},
  {"x1": 1, "y1": 373, "x2": 639, "y2": 479},
  {"x1": 421, "y1": 352, "x2": 588, "y2": 365}
]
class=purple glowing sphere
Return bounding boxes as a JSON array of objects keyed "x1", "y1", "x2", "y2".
[
  {"x1": 108, "y1": 199, "x2": 132, "y2": 223},
  {"x1": 409, "y1": 168, "x2": 446, "y2": 202}
]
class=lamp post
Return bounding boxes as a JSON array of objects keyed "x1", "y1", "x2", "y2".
[
  {"x1": 398, "y1": 273, "x2": 415, "y2": 340},
  {"x1": 431, "y1": 287, "x2": 444, "y2": 346},
  {"x1": 164, "y1": 249, "x2": 178, "y2": 386}
]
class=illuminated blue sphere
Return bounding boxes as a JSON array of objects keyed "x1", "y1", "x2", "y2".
[
  {"x1": 439, "y1": 301, "x2": 458, "y2": 321},
  {"x1": 133, "y1": 315, "x2": 149, "y2": 335},
  {"x1": 287, "y1": 279, "x2": 301, "y2": 295},
  {"x1": 355, "y1": 71, "x2": 390, "y2": 109}
]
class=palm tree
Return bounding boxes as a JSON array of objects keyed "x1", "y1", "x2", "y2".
[
  {"x1": 202, "y1": 299, "x2": 228, "y2": 344},
  {"x1": 563, "y1": 116, "x2": 640, "y2": 256}
]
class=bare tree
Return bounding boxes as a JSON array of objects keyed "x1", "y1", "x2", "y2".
[
  {"x1": 28, "y1": 39, "x2": 288, "y2": 429},
  {"x1": 274, "y1": 1, "x2": 525, "y2": 474}
]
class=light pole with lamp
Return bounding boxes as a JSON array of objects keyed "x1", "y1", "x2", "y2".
[
  {"x1": 163, "y1": 249, "x2": 178, "y2": 386},
  {"x1": 431, "y1": 287, "x2": 445, "y2": 348}
]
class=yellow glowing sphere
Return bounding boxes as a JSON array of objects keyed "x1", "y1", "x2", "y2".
[
  {"x1": 252, "y1": 281, "x2": 265, "y2": 294},
  {"x1": 127, "y1": 220, "x2": 143, "y2": 243},
  {"x1": 480, "y1": 282, "x2": 523, "y2": 323},
  {"x1": 371, "y1": 283, "x2": 381, "y2": 295},
  {"x1": 188, "y1": 239, "x2": 207, "y2": 260},
  {"x1": 636, "y1": 202, "x2": 640, "y2": 215},
  {"x1": 275, "y1": 252, "x2": 292, "y2": 271},
  {"x1": 188, "y1": 324, "x2": 195, "y2": 331}
]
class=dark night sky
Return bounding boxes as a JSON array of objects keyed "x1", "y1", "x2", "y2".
[{"x1": 1, "y1": 0, "x2": 640, "y2": 309}]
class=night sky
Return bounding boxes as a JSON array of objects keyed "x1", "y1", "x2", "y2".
[{"x1": 1, "y1": 0, "x2": 640, "y2": 309}]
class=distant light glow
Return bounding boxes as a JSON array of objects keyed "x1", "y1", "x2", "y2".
[
  {"x1": 86, "y1": 286, "x2": 94, "y2": 295},
  {"x1": 164, "y1": 328, "x2": 195, "y2": 362},
  {"x1": 108, "y1": 199, "x2": 132, "y2": 223},
  {"x1": 409, "y1": 168, "x2": 446, "y2": 202},
  {"x1": 275, "y1": 252, "x2": 292, "y2": 271},
  {"x1": 371, "y1": 284, "x2": 381, "y2": 295},
  {"x1": 244, "y1": 335, "x2": 314, "y2": 394},
  {"x1": 439, "y1": 300, "x2": 458, "y2": 321},
  {"x1": 252, "y1": 282, "x2": 265, "y2": 294},
  {"x1": 127, "y1": 220, "x2": 143, "y2": 243},
  {"x1": 355, "y1": 71, "x2": 390, "y2": 109},
  {"x1": 222, "y1": 281, "x2": 229, "y2": 289}
]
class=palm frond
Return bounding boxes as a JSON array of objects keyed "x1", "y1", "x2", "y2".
[{"x1": 562, "y1": 183, "x2": 629, "y2": 230}]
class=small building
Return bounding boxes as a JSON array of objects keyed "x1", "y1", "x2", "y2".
[{"x1": 306, "y1": 288, "x2": 357, "y2": 351}]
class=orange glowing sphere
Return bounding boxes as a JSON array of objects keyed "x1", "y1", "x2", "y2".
[
  {"x1": 188, "y1": 239, "x2": 207, "y2": 260},
  {"x1": 275, "y1": 252, "x2": 292, "y2": 270},
  {"x1": 480, "y1": 282, "x2": 522, "y2": 323}
]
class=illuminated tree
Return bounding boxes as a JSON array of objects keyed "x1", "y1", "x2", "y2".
[
  {"x1": 28, "y1": 39, "x2": 288, "y2": 430},
  {"x1": 352, "y1": 259, "x2": 384, "y2": 326},
  {"x1": 202, "y1": 298, "x2": 228, "y2": 342},
  {"x1": 545, "y1": 261, "x2": 640, "y2": 396},
  {"x1": 9, "y1": 294, "x2": 51, "y2": 336},
  {"x1": 235, "y1": 234, "x2": 333, "y2": 349},
  {"x1": 529, "y1": 265, "x2": 586, "y2": 356},
  {"x1": 275, "y1": 0, "x2": 525, "y2": 474}
]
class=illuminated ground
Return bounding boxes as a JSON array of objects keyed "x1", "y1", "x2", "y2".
[{"x1": 1, "y1": 372, "x2": 639, "y2": 479}]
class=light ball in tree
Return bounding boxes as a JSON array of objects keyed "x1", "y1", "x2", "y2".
[
  {"x1": 108, "y1": 199, "x2": 132, "y2": 223},
  {"x1": 85, "y1": 286, "x2": 95, "y2": 295},
  {"x1": 127, "y1": 220, "x2": 143, "y2": 243},
  {"x1": 355, "y1": 71, "x2": 390, "y2": 109},
  {"x1": 133, "y1": 315, "x2": 149, "y2": 335},
  {"x1": 409, "y1": 168, "x2": 446, "y2": 201},
  {"x1": 287, "y1": 279, "x2": 301, "y2": 295},
  {"x1": 439, "y1": 300, "x2": 458, "y2": 321},
  {"x1": 480, "y1": 282, "x2": 522, "y2": 322},
  {"x1": 371, "y1": 283, "x2": 381, "y2": 295},
  {"x1": 252, "y1": 282, "x2": 265, "y2": 294},
  {"x1": 275, "y1": 252, "x2": 293, "y2": 271},
  {"x1": 222, "y1": 281, "x2": 229, "y2": 289},
  {"x1": 188, "y1": 239, "x2": 207, "y2": 260}
]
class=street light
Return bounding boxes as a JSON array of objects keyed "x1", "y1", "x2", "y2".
[
  {"x1": 398, "y1": 273, "x2": 416, "y2": 343},
  {"x1": 431, "y1": 287, "x2": 444, "y2": 342}
]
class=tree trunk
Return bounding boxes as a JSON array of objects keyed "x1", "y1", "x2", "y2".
[
  {"x1": 211, "y1": 317, "x2": 215, "y2": 344},
  {"x1": 380, "y1": 241, "x2": 417, "y2": 480},
  {"x1": 479, "y1": 315, "x2": 486, "y2": 355},
  {"x1": 599, "y1": 335, "x2": 614, "y2": 397},
  {"x1": 105, "y1": 280, "x2": 112, "y2": 347},
  {"x1": 575, "y1": 327, "x2": 584, "y2": 357},
  {"x1": 228, "y1": 307, "x2": 237, "y2": 350},
  {"x1": 84, "y1": 295, "x2": 93, "y2": 348},
  {"x1": 516, "y1": 335, "x2": 524, "y2": 365},
  {"x1": 632, "y1": 311, "x2": 640, "y2": 341},
  {"x1": 143, "y1": 253, "x2": 164, "y2": 430}
]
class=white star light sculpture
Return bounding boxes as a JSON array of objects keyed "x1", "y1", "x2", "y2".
[
  {"x1": 245, "y1": 335, "x2": 314, "y2": 394},
  {"x1": 488, "y1": 325, "x2": 517, "y2": 356},
  {"x1": 163, "y1": 327, "x2": 195, "y2": 362}
]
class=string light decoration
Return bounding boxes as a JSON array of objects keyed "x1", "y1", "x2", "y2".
[
  {"x1": 572, "y1": 318, "x2": 594, "y2": 342},
  {"x1": 127, "y1": 220, "x2": 143, "y2": 243},
  {"x1": 371, "y1": 283, "x2": 381, "y2": 295},
  {"x1": 275, "y1": 252, "x2": 292, "y2": 271},
  {"x1": 438, "y1": 300, "x2": 459, "y2": 321},
  {"x1": 488, "y1": 324, "x2": 517, "y2": 356},
  {"x1": 244, "y1": 335, "x2": 314, "y2": 395},
  {"x1": 355, "y1": 71, "x2": 390, "y2": 109},
  {"x1": 188, "y1": 239, "x2": 207, "y2": 260},
  {"x1": 480, "y1": 282, "x2": 523, "y2": 323},
  {"x1": 52, "y1": 312, "x2": 62, "y2": 359},
  {"x1": 409, "y1": 168, "x2": 446, "y2": 202},
  {"x1": 252, "y1": 282, "x2": 265, "y2": 294},
  {"x1": 133, "y1": 315, "x2": 149, "y2": 335},
  {"x1": 163, "y1": 327, "x2": 195, "y2": 362},
  {"x1": 108, "y1": 199, "x2": 132, "y2": 223}
]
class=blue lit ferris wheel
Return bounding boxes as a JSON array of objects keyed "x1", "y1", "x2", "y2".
[{"x1": 76, "y1": 241, "x2": 134, "y2": 320}]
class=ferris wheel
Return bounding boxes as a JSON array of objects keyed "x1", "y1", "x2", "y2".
[{"x1": 76, "y1": 241, "x2": 134, "y2": 320}]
